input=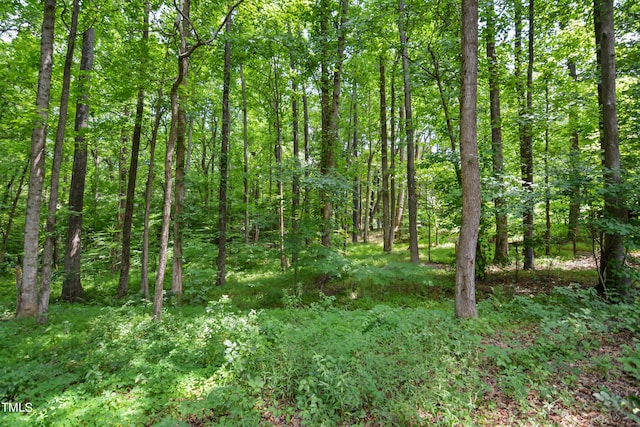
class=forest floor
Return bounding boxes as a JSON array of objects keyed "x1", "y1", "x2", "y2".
[{"x1": 0, "y1": 243, "x2": 638, "y2": 426}]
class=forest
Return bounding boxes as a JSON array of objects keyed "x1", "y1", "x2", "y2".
[{"x1": 1, "y1": 0, "x2": 639, "y2": 425}]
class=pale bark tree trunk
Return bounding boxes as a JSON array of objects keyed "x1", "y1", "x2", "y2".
[
  {"x1": 40, "y1": 0, "x2": 80, "y2": 321},
  {"x1": 172, "y1": 0, "x2": 191, "y2": 298},
  {"x1": 216, "y1": 13, "x2": 232, "y2": 287},
  {"x1": 456, "y1": 0, "x2": 480, "y2": 319},
  {"x1": 17, "y1": 0, "x2": 56, "y2": 317},
  {"x1": 380, "y1": 57, "x2": 392, "y2": 253},
  {"x1": 271, "y1": 59, "x2": 287, "y2": 271},
  {"x1": 118, "y1": 0, "x2": 149, "y2": 298},
  {"x1": 62, "y1": 27, "x2": 95, "y2": 303},
  {"x1": 594, "y1": 0, "x2": 629, "y2": 296},
  {"x1": 486, "y1": 0, "x2": 509, "y2": 265},
  {"x1": 399, "y1": 0, "x2": 419, "y2": 263},
  {"x1": 390, "y1": 64, "x2": 397, "y2": 247}
]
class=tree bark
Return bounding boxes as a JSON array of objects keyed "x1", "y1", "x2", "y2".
[
  {"x1": 216, "y1": 12, "x2": 233, "y2": 287},
  {"x1": 172, "y1": 0, "x2": 191, "y2": 298},
  {"x1": 399, "y1": 0, "x2": 419, "y2": 263},
  {"x1": 17, "y1": 0, "x2": 56, "y2": 317},
  {"x1": 118, "y1": 0, "x2": 149, "y2": 298},
  {"x1": 241, "y1": 64, "x2": 250, "y2": 244},
  {"x1": 290, "y1": 58, "x2": 301, "y2": 263},
  {"x1": 39, "y1": 0, "x2": 80, "y2": 321},
  {"x1": 566, "y1": 60, "x2": 580, "y2": 254},
  {"x1": 380, "y1": 57, "x2": 392, "y2": 253},
  {"x1": 0, "y1": 161, "x2": 28, "y2": 265},
  {"x1": 594, "y1": 0, "x2": 628, "y2": 296},
  {"x1": 141, "y1": 53, "x2": 166, "y2": 299},
  {"x1": 62, "y1": 28, "x2": 95, "y2": 303},
  {"x1": 319, "y1": 0, "x2": 347, "y2": 248},
  {"x1": 519, "y1": 0, "x2": 535, "y2": 270},
  {"x1": 486, "y1": 0, "x2": 509, "y2": 265},
  {"x1": 456, "y1": 0, "x2": 480, "y2": 319}
]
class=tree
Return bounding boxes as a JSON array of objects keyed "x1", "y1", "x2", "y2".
[
  {"x1": 118, "y1": 0, "x2": 150, "y2": 298},
  {"x1": 398, "y1": 0, "x2": 419, "y2": 264},
  {"x1": 17, "y1": 0, "x2": 56, "y2": 317},
  {"x1": 485, "y1": 0, "x2": 509, "y2": 265},
  {"x1": 456, "y1": 0, "x2": 480, "y2": 319},
  {"x1": 380, "y1": 56, "x2": 392, "y2": 253},
  {"x1": 39, "y1": 0, "x2": 80, "y2": 321},
  {"x1": 62, "y1": 27, "x2": 96, "y2": 302},
  {"x1": 594, "y1": 0, "x2": 629, "y2": 296},
  {"x1": 215, "y1": 10, "x2": 233, "y2": 287},
  {"x1": 319, "y1": 0, "x2": 348, "y2": 248}
]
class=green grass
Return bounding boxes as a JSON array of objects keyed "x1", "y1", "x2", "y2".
[{"x1": 0, "y1": 241, "x2": 638, "y2": 426}]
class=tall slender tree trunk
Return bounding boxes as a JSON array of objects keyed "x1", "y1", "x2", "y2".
[
  {"x1": 141, "y1": 54, "x2": 166, "y2": 299},
  {"x1": 380, "y1": 57, "x2": 391, "y2": 253},
  {"x1": 241, "y1": 64, "x2": 250, "y2": 244},
  {"x1": 271, "y1": 59, "x2": 287, "y2": 272},
  {"x1": 429, "y1": 46, "x2": 462, "y2": 185},
  {"x1": 0, "y1": 161, "x2": 28, "y2": 265},
  {"x1": 456, "y1": 0, "x2": 480, "y2": 319},
  {"x1": 216, "y1": 13, "x2": 233, "y2": 287},
  {"x1": 17, "y1": 0, "x2": 56, "y2": 317},
  {"x1": 319, "y1": 0, "x2": 347, "y2": 248},
  {"x1": 594, "y1": 0, "x2": 628, "y2": 296},
  {"x1": 172, "y1": 0, "x2": 191, "y2": 298},
  {"x1": 40, "y1": 0, "x2": 79, "y2": 320},
  {"x1": 118, "y1": 0, "x2": 149, "y2": 298},
  {"x1": 399, "y1": 0, "x2": 419, "y2": 263},
  {"x1": 544, "y1": 82, "x2": 551, "y2": 256},
  {"x1": 154, "y1": 24, "x2": 190, "y2": 319},
  {"x1": 62, "y1": 28, "x2": 95, "y2": 303},
  {"x1": 390, "y1": 63, "x2": 397, "y2": 247},
  {"x1": 519, "y1": 0, "x2": 535, "y2": 270},
  {"x1": 351, "y1": 88, "x2": 361, "y2": 244},
  {"x1": 567, "y1": 60, "x2": 580, "y2": 254},
  {"x1": 486, "y1": 0, "x2": 509, "y2": 265},
  {"x1": 114, "y1": 111, "x2": 129, "y2": 273},
  {"x1": 290, "y1": 58, "x2": 301, "y2": 263}
]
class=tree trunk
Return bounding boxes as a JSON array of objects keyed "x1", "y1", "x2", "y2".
[
  {"x1": 241, "y1": 64, "x2": 250, "y2": 244},
  {"x1": 544, "y1": 82, "x2": 551, "y2": 256},
  {"x1": 271, "y1": 59, "x2": 287, "y2": 272},
  {"x1": 17, "y1": 0, "x2": 56, "y2": 317},
  {"x1": 399, "y1": 0, "x2": 419, "y2": 263},
  {"x1": 380, "y1": 56, "x2": 391, "y2": 253},
  {"x1": 141, "y1": 53, "x2": 166, "y2": 299},
  {"x1": 319, "y1": 0, "x2": 347, "y2": 248},
  {"x1": 519, "y1": 0, "x2": 535, "y2": 270},
  {"x1": 62, "y1": 27, "x2": 95, "y2": 303},
  {"x1": 486, "y1": 0, "x2": 509, "y2": 265},
  {"x1": 390, "y1": 62, "x2": 397, "y2": 247},
  {"x1": 290, "y1": 58, "x2": 301, "y2": 264},
  {"x1": 429, "y1": 46, "x2": 462, "y2": 185},
  {"x1": 456, "y1": 0, "x2": 480, "y2": 319},
  {"x1": 39, "y1": 0, "x2": 79, "y2": 321},
  {"x1": 114, "y1": 111, "x2": 129, "y2": 273},
  {"x1": 172, "y1": 0, "x2": 191, "y2": 298},
  {"x1": 567, "y1": 60, "x2": 580, "y2": 253},
  {"x1": 0, "y1": 161, "x2": 28, "y2": 265},
  {"x1": 351, "y1": 89, "x2": 361, "y2": 244},
  {"x1": 594, "y1": 0, "x2": 628, "y2": 296},
  {"x1": 216, "y1": 13, "x2": 232, "y2": 287},
  {"x1": 118, "y1": 0, "x2": 149, "y2": 298}
]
